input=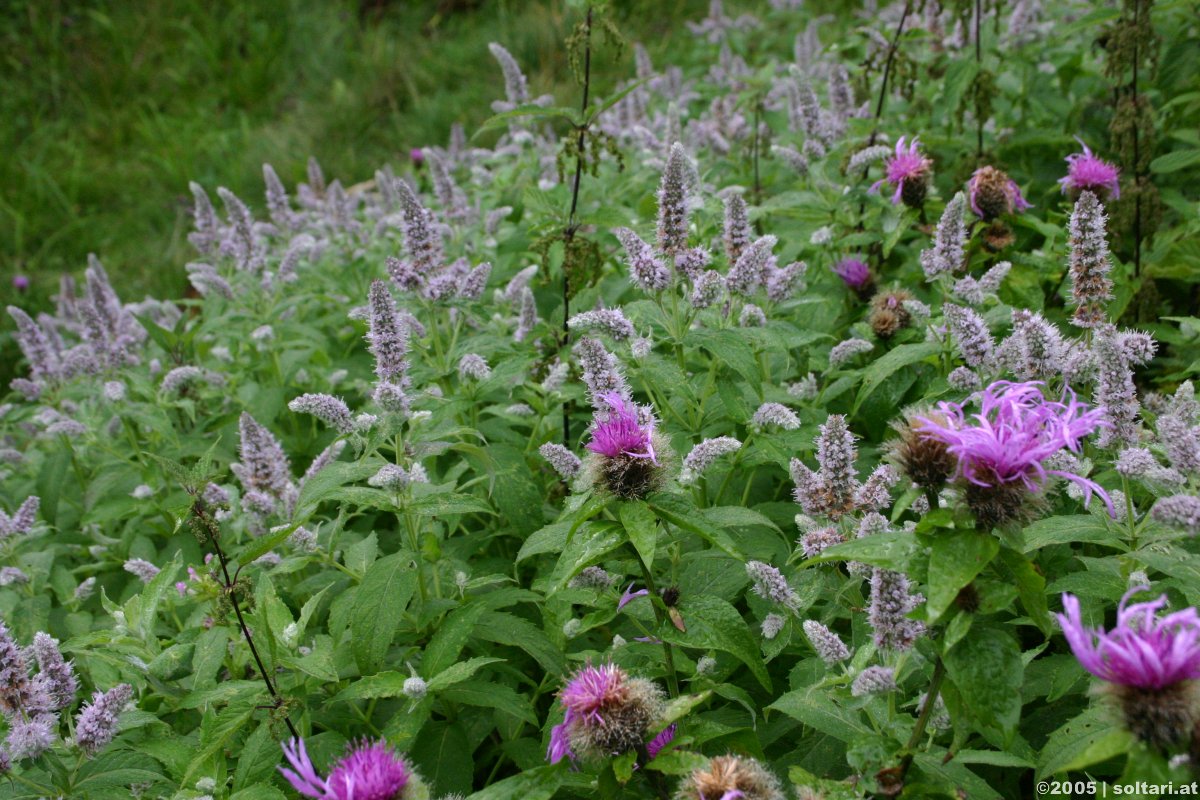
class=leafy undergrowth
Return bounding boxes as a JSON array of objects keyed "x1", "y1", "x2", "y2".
[{"x1": 2, "y1": 1, "x2": 1200, "y2": 799}]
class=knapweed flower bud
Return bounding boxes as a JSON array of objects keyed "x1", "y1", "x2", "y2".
[
  {"x1": 677, "y1": 754, "x2": 785, "y2": 800},
  {"x1": 967, "y1": 166, "x2": 1031, "y2": 221},
  {"x1": 890, "y1": 412, "x2": 956, "y2": 490},
  {"x1": 403, "y1": 676, "x2": 428, "y2": 700},
  {"x1": 802, "y1": 620, "x2": 850, "y2": 665},
  {"x1": 76, "y1": 683, "x2": 133, "y2": 755},
  {"x1": 545, "y1": 662, "x2": 665, "y2": 764},
  {"x1": 868, "y1": 290, "x2": 914, "y2": 338},
  {"x1": 1059, "y1": 590, "x2": 1200, "y2": 750}
]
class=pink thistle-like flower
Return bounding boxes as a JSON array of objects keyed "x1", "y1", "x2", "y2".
[
  {"x1": 586, "y1": 393, "x2": 657, "y2": 465},
  {"x1": 646, "y1": 723, "x2": 676, "y2": 760},
  {"x1": 280, "y1": 738, "x2": 413, "y2": 800},
  {"x1": 916, "y1": 381, "x2": 1114, "y2": 524},
  {"x1": 967, "y1": 166, "x2": 1032, "y2": 221},
  {"x1": 1059, "y1": 138, "x2": 1121, "y2": 201},
  {"x1": 1058, "y1": 589, "x2": 1200, "y2": 690},
  {"x1": 870, "y1": 136, "x2": 932, "y2": 206},
  {"x1": 832, "y1": 258, "x2": 872, "y2": 291},
  {"x1": 546, "y1": 662, "x2": 664, "y2": 765}
]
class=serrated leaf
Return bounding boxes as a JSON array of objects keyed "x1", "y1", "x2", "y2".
[
  {"x1": 661, "y1": 596, "x2": 770, "y2": 690},
  {"x1": 770, "y1": 688, "x2": 872, "y2": 742},
  {"x1": 1022, "y1": 515, "x2": 1123, "y2": 553},
  {"x1": 852, "y1": 341, "x2": 940, "y2": 415},
  {"x1": 351, "y1": 552, "x2": 418, "y2": 673},
  {"x1": 620, "y1": 501, "x2": 658, "y2": 568},
  {"x1": 426, "y1": 656, "x2": 504, "y2": 692},
  {"x1": 440, "y1": 680, "x2": 539, "y2": 726},
  {"x1": 647, "y1": 493, "x2": 743, "y2": 559},
  {"x1": 927, "y1": 531, "x2": 999, "y2": 622},
  {"x1": 804, "y1": 531, "x2": 918, "y2": 571},
  {"x1": 944, "y1": 626, "x2": 1024, "y2": 748},
  {"x1": 424, "y1": 602, "x2": 488, "y2": 675},
  {"x1": 1038, "y1": 705, "x2": 1134, "y2": 778}
]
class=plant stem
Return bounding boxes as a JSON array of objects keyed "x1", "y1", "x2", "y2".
[
  {"x1": 191, "y1": 497, "x2": 300, "y2": 740},
  {"x1": 631, "y1": 542, "x2": 680, "y2": 698},
  {"x1": 866, "y1": 0, "x2": 912, "y2": 152},
  {"x1": 896, "y1": 657, "x2": 946, "y2": 781}
]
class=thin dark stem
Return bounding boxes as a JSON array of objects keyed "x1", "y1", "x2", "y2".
[
  {"x1": 561, "y1": 4, "x2": 594, "y2": 447},
  {"x1": 866, "y1": 0, "x2": 912, "y2": 151},
  {"x1": 192, "y1": 499, "x2": 300, "y2": 740},
  {"x1": 631, "y1": 543, "x2": 680, "y2": 698},
  {"x1": 975, "y1": 0, "x2": 984, "y2": 160},
  {"x1": 896, "y1": 658, "x2": 947, "y2": 779},
  {"x1": 1130, "y1": 0, "x2": 1142, "y2": 281}
]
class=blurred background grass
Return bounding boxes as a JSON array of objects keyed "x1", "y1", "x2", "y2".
[{"x1": 0, "y1": 0, "x2": 706, "y2": 304}]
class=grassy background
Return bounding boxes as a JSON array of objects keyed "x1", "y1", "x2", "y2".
[{"x1": 0, "y1": 0, "x2": 706, "y2": 304}]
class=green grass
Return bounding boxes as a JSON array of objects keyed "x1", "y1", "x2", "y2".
[{"x1": 0, "y1": 0, "x2": 704, "y2": 305}]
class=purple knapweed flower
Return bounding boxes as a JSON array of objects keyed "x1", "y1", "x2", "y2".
[
  {"x1": 916, "y1": 380, "x2": 1114, "y2": 527},
  {"x1": 646, "y1": 723, "x2": 676, "y2": 760},
  {"x1": 832, "y1": 258, "x2": 872, "y2": 293},
  {"x1": 1059, "y1": 589, "x2": 1200, "y2": 748},
  {"x1": 546, "y1": 662, "x2": 664, "y2": 765},
  {"x1": 280, "y1": 737, "x2": 415, "y2": 800},
  {"x1": 12, "y1": 276, "x2": 29, "y2": 293},
  {"x1": 1059, "y1": 138, "x2": 1121, "y2": 201},
  {"x1": 967, "y1": 166, "x2": 1031, "y2": 221},
  {"x1": 870, "y1": 136, "x2": 932, "y2": 207},
  {"x1": 587, "y1": 393, "x2": 657, "y2": 465}
]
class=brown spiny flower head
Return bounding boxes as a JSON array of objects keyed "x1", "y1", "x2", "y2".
[
  {"x1": 868, "y1": 289, "x2": 915, "y2": 339},
  {"x1": 889, "y1": 411, "x2": 955, "y2": 490},
  {"x1": 968, "y1": 166, "x2": 1031, "y2": 222},
  {"x1": 982, "y1": 220, "x2": 1015, "y2": 252},
  {"x1": 675, "y1": 754, "x2": 785, "y2": 800}
]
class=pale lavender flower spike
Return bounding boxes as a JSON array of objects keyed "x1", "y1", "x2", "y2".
[
  {"x1": 0, "y1": 496, "x2": 39, "y2": 539},
  {"x1": 289, "y1": 393, "x2": 355, "y2": 434},
  {"x1": 1058, "y1": 588, "x2": 1200, "y2": 689},
  {"x1": 76, "y1": 683, "x2": 133, "y2": 755}
]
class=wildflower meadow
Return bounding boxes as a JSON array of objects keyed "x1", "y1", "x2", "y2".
[{"x1": 4, "y1": 1, "x2": 1200, "y2": 798}]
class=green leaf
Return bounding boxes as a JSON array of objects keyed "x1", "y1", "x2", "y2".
[
  {"x1": 852, "y1": 341, "x2": 940, "y2": 415},
  {"x1": 661, "y1": 596, "x2": 770, "y2": 691},
  {"x1": 655, "y1": 691, "x2": 712, "y2": 730},
  {"x1": 549, "y1": 521, "x2": 625, "y2": 590},
  {"x1": 770, "y1": 688, "x2": 872, "y2": 742},
  {"x1": 804, "y1": 531, "x2": 919, "y2": 571},
  {"x1": 475, "y1": 104, "x2": 582, "y2": 136},
  {"x1": 910, "y1": 752, "x2": 1002, "y2": 800},
  {"x1": 1022, "y1": 515, "x2": 1123, "y2": 553},
  {"x1": 232, "y1": 719, "x2": 284, "y2": 791},
  {"x1": 182, "y1": 703, "x2": 255, "y2": 784},
  {"x1": 426, "y1": 656, "x2": 504, "y2": 692},
  {"x1": 332, "y1": 671, "x2": 407, "y2": 702},
  {"x1": 686, "y1": 328, "x2": 761, "y2": 388},
  {"x1": 1150, "y1": 149, "x2": 1200, "y2": 174},
  {"x1": 926, "y1": 531, "x2": 999, "y2": 622},
  {"x1": 440, "y1": 680, "x2": 540, "y2": 726},
  {"x1": 944, "y1": 626, "x2": 1024, "y2": 748},
  {"x1": 466, "y1": 765, "x2": 562, "y2": 800},
  {"x1": 997, "y1": 546, "x2": 1053, "y2": 635},
  {"x1": 351, "y1": 552, "x2": 418, "y2": 673},
  {"x1": 409, "y1": 493, "x2": 494, "y2": 517},
  {"x1": 647, "y1": 492, "x2": 743, "y2": 559},
  {"x1": 1038, "y1": 705, "x2": 1135, "y2": 778},
  {"x1": 620, "y1": 501, "x2": 658, "y2": 568},
  {"x1": 410, "y1": 721, "x2": 474, "y2": 797},
  {"x1": 423, "y1": 602, "x2": 488, "y2": 675},
  {"x1": 474, "y1": 612, "x2": 564, "y2": 675}
]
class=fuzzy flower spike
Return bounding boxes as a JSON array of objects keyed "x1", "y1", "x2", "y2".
[
  {"x1": 1058, "y1": 589, "x2": 1200, "y2": 749},
  {"x1": 871, "y1": 136, "x2": 932, "y2": 208},
  {"x1": 915, "y1": 380, "x2": 1113, "y2": 528},
  {"x1": 1059, "y1": 138, "x2": 1121, "y2": 201},
  {"x1": 280, "y1": 737, "x2": 416, "y2": 800}
]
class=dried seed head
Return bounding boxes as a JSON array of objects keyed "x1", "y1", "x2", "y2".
[{"x1": 676, "y1": 754, "x2": 785, "y2": 800}]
